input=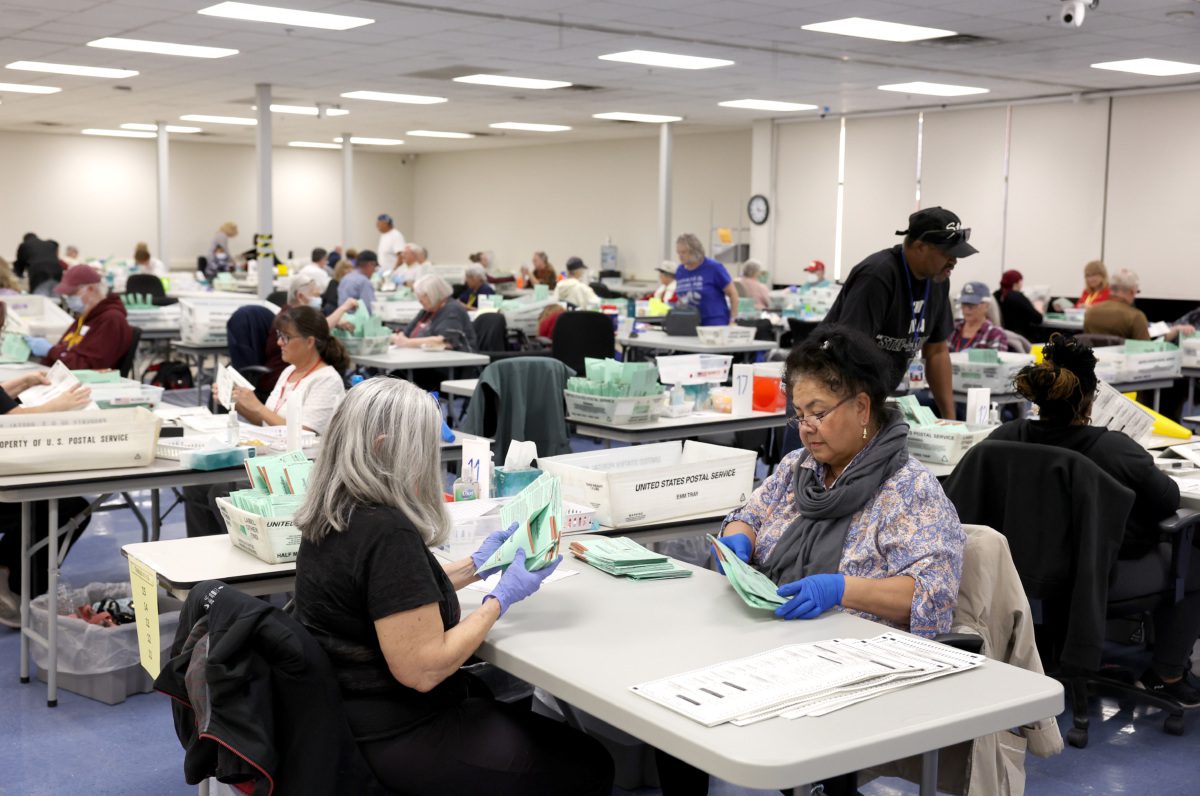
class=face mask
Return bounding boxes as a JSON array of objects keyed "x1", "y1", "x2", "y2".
[
  {"x1": 307, "y1": 297, "x2": 321, "y2": 310},
  {"x1": 804, "y1": 272, "x2": 820, "y2": 285},
  {"x1": 66, "y1": 294, "x2": 86, "y2": 313}
]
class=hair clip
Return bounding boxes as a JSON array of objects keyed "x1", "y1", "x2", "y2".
[{"x1": 821, "y1": 339, "x2": 832, "y2": 350}]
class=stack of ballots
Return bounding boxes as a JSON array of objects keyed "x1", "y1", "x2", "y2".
[
  {"x1": 708, "y1": 534, "x2": 785, "y2": 609},
  {"x1": 332, "y1": 302, "x2": 389, "y2": 340},
  {"x1": 228, "y1": 450, "x2": 312, "y2": 517},
  {"x1": 478, "y1": 473, "x2": 563, "y2": 573},
  {"x1": 569, "y1": 537, "x2": 691, "y2": 580},
  {"x1": 566, "y1": 358, "x2": 661, "y2": 397}
]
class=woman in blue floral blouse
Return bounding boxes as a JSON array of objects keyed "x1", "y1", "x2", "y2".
[{"x1": 719, "y1": 324, "x2": 965, "y2": 637}]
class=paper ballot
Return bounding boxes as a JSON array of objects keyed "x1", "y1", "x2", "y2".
[
  {"x1": 708, "y1": 534, "x2": 786, "y2": 609},
  {"x1": 16, "y1": 361, "x2": 98, "y2": 410},
  {"x1": 1090, "y1": 381, "x2": 1155, "y2": 442},
  {"x1": 480, "y1": 474, "x2": 563, "y2": 572},
  {"x1": 216, "y1": 365, "x2": 255, "y2": 410},
  {"x1": 569, "y1": 537, "x2": 692, "y2": 580}
]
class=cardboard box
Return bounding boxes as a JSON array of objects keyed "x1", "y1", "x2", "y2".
[
  {"x1": 215, "y1": 496, "x2": 301, "y2": 564},
  {"x1": 537, "y1": 441, "x2": 756, "y2": 527}
]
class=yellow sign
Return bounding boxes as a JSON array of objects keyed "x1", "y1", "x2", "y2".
[
  {"x1": 717, "y1": 227, "x2": 733, "y2": 245},
  {"x1": 128, "y1": 557, "x2": 161, "y2": 677}
]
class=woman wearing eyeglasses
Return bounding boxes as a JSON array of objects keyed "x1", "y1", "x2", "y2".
[{"x1": 183, "y1": 305, "x2": 349, "y2": 537}]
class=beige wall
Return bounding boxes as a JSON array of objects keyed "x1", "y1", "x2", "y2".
[
  {"x1": 0, "y1": 131, "x2": 414, "y2": 270},
  {"x1": 410, "y1": 130, "x2": 752, "y2": 277}
]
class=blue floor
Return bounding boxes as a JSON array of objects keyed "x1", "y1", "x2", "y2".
[{"x1": 3, "y1": 428, "x2": 1200, "y2": 794}]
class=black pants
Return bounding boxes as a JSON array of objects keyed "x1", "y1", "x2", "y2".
[
  {"x1": 0, "y1": 498, "x2": 91, "y2": 597},
  {"x1": 1114, "y1": 543, "x2": 1200, "y2": 679},
  {"x1": 183, "y1": 483, "x2": 234, "y2": 537},
  {"x1": 654, "y1": 749, "x2": 859, "y2": 796},
  {"x1": 358, "y1": 697, "x2": 614, "y2": 796}
]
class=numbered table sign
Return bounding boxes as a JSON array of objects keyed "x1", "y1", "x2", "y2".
[
  {"x1": 731, "y1": 364, "x2": 754, "y2": 416},
  {"x1": 462, "y1": 437, "x2": 493, "y2": 498},
  {"x1": 127, "y1": 557, "x2": 161, "y2": 677}
]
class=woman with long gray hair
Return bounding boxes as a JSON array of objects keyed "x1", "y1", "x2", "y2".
[{"x1": 292, "y1": 378, "x2": 614, "y2": 795}]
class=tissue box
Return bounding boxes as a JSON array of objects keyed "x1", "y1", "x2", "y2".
[{"x1": 494, "y1": 467, "x2": 543, "y2": 497}]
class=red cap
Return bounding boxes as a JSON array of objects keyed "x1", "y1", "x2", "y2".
[
  {"x1": 804, "y1": 260, "x2": 825, "y2": 273},
  {"x1": 54, "y1": 264, "x2": 102, "y2": 295}
]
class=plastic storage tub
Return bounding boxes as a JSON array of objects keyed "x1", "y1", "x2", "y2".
[
  {"x1": 907, "y1": 422, "x2": 996, "y2": 466},
  {"x1": 336, "y1": 335, "x2": 391, "y2": 356},
  {"x1": 696, "y1": 326, "x2": 756, "y2": 346},
  {"x1": 655, "y1": 354, "x2": 733, "y2": 385},
  {"x1": 564, "y1": 391, "x2": 661, "y2": 425},
  {"x1": 949, "y1": 351, "x2": 1034, "y2": 392},
  {"x1": 1, "y1": 295, "x2": 74, "y2": 339},
  {"x1": 29, "y1": 582, "x2": 182, "y2": 704},
  {"x1": 1093, "y1": 345, "x2": 1182, "y2": 382},
  {"x1": 179, "y1": 297, "x2": 275, "y2": 345},
  {"x1": 538, "y1": 440, "x2": 756, "y2": 527}
]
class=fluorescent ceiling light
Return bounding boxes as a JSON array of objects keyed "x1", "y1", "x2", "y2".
[
  {"x1": 454, "y1": 74, "x2": 571, "y2": 90},
  {"x1": 333, "y1": 136, "x2": 404, "y2": 146},
  {"x1": 121, "y1": 123, "x2": 201, "y2": 133},
  {"x1": 406, "y1": 130, "x2": 474, "y2": 139},
  {"x1": 82, "y1": 128, "x2": 156, "y2": 138},
  {"x1": 88, "y1": 37, "x2": 238, "y2": 59},
  {"x1": 0, "y1": 82, "x2": 61, "y2": 94},
  {"x1": 489, "y1": 122, "x2": 572, "y2": 132},
  {"x1": 1090, "y1": 58, "x2": 1200, "y2": 77},
  {"x1": 718, "y1": 99, "x2": 818, "y2": 112},
  {"x1": 340, "y1": 90, "x2": 446, "y2": 104},
  {"x1": 593, "y1": 112, "x2": 682, "y2": 123},
  {"x1": 6, "y1": 61, "x2": 137, "y2": 79},
  {"x1": 290, "y1": 141, "x2": 341, "y2": 149},
  {"x1": 254, "y1": 104, "x2": 349, "y2": 116},
  {"x1": 878, "y1": 81, "x2": 989, "y2": 96},
  {"x1": 180, "y1": 114, "x2": 257, "y2": 125},
  {"x1": 598, "y1": 50, "x2": 733, "y2": 70},
  {"x1": 197, "y1": 2, "x2": 372, "y2": 31},
  {"x1": 801, "y1": 17, "x2": 955, "y2": 42}
]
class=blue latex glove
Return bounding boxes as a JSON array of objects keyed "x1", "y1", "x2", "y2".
[
  {"x1": 484, "y1": 548, "x2": 562, "y2": 617},
  {"x1": 712, "y1": 533, "x2": 752, "y2": 575},
  {"x1": 775, "y1": 574, "x2": 846, "y2": 620},
  {"x1": 24, "y1": 336, "x2": 52, "y2": 357},
  {"x1": 471, "y1": 522, "x2": 519, "y2": 579}
]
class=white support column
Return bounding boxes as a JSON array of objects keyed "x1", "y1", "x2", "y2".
[
  {"x1": 658, "y1": 122, "x2": 673, "y2": 262},
  {"x1": 342, "y1": 133, "x2": 354, "y2": 250},
  {"x1": 156, "y1": 122, "x2": 169, "y2": 271},
  {"x1": 255, "y1": 83, "x2": 273, "y2": 299},
  {"x1": 749, "y1": 119, "x2": 775, "y2": 279}
]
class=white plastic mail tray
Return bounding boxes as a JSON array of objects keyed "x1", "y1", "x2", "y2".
[
  {"x1": 537, "y1": 440, "x2": 756, "y2": 527},
  {"x1": 0, "y1": 407, "x2": 161, "y2": 476}
]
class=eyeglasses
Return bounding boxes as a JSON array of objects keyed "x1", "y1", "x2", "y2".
[
  {"x1": 786, "y1": 395, "x2": 854, "y2": 431},
  {"x1": 918, "y1": 227, "x2": 970, "y2": 247}
]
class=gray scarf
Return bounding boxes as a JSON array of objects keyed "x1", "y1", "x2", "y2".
[{"x1": 761, "y1": 410, "x2": 910, "y2": 585}]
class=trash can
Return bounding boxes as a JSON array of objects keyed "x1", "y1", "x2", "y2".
[{"x1": 29, "y1": 581, "x2": 183, "y2": 705}]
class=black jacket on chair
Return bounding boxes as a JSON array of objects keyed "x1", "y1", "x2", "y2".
[
  {"x1": 943, "y1": 440, "x2": 1130, "y2": 673},
  {"x1": 155, "y1": 581, "x2": 386, "y2": 796}
]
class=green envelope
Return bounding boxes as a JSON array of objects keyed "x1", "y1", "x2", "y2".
[
  {"x1": 481, "y1": 474, "x2": 563, "y2": 572},
  {"x1": 569, "y1": 537, "x2": 691, "y2": 580},
  {"x1": 707, "y1": 534, "x2": 786, "y2": 610}
]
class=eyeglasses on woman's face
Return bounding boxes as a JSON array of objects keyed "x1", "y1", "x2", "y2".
[{"x1": 786, "y1": 394, "x2": 854, "y2": 431}]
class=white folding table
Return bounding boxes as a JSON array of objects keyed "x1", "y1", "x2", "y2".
[
  {"x1": 462, "y1": 546, "x2": 1063, "y2": 793},
  {"x1": 619, "y1": 330, "x2": 777, "y2": 356},
  {"x1": 350, "y1": 347, "x2": 489, "y2": 380},
  {"x1": 571, "y1": 409, "x2": 787, "y2": 445}
]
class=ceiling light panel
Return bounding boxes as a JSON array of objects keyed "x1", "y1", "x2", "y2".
[
  {"x1": 6, "y1": 61, "x2": 138, "y2": 79},
  {"x1": 598, "y1": 50, "x2": 733, "y2": 70},
  {"x1": 88, "y1": 38, "x2": 238, "y2": 59},
  {"x1": 333, "y1": 137, "x2": 404, "y2": 146},
  {"x1": 406, "y1": 130, "x2": 475, "y2": 139},
  {"x1": 878, "y1": 81, "x2": 989, "y2": 96},
  {"x1": 340, "y1": 90, "x2": 446, "y2": 104},
  {"x1": 718, "y1": 99, "x2": 818, "y2": 112},
  {"x1": 1091, "y1": 58, "x2": 1200, "y2": 77},
  {"x1": 82, "y1": 128, "x2": 156, "y2": 138},
  {"x1": 121, "y1": 123, "x2": 201, "y2": 133},
  {"x1": 197, "y1": 2, "x2": 373, "y2": 31},
  {"x1": 454, "y1": 74, "x2": 571, "y2": 90},
  {"x1": 489, "y1": 122, "x2": 572, "y2": 132},
  {"x1": 593, "y1": 112, "x2": 682, "y2": 123},
  {"x1": 180, "y1": 114, "x2": 257, "y2": 125},
  {"x1": 0, "y1": 82, "x2": 61, "y2": 94},
  {"x1": 263, "y1": 104, "x2": 349, "y2": 116},
  {"x1": 801, "y1": 17, "x2": 956, "y2": 42},
  {"x1": 290, "y1": 141, "x2": 341, "y2": 149}
]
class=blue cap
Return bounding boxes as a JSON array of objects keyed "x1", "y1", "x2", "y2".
[
  {"x1": 959, "y1": 281, "x2": 991, "y2": 305},
  {"x1": 377, "y1": 213, "x2": 393, "y2": 224}
]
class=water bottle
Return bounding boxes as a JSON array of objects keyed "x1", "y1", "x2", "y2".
[{"x1": 226, "y1": 412, "x2": 240, "y2": 446}]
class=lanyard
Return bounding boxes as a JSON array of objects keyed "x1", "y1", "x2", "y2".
[
  {"x1": 899, "y1": 249, "x2": 931, "y2": 352},
  {"x1": 953, "y1": 324, "x2": 982, "y2": 353},
  {"x1": 272, "y1": 359, "x2": 322, "y2": 414}
]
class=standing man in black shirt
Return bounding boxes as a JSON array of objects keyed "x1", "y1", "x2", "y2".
[{"x1": 823, "y1": 207, "x2": 977, "y2": 419}]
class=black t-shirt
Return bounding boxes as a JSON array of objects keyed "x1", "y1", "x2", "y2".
[
  {"x1": 823, "y1": 245, "x2": 953, "y2": 390},
  {"x1": 294, "y1": 504, "x2": 468, "y2": 741},
  {"x1": 0, "y1": 388, "x2": 17, "y2": 414},
  {"x1": 988, "y1": 419, "x2": 1179, "y2": 558},
  {"x1": 994, "y1": 290, "x2": 1043, "y2": 341}
]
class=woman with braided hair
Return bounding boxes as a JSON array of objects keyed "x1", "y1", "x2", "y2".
[{"x1": 990, "y1": 333, "x2": 1200, "y2": 705}]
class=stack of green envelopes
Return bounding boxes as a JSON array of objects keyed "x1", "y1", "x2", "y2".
[
  {"x1": 569, "y1": 537, "x2": 691, "y2": 580},
  {"x1": 479, "y1": 474, "x2": 563, "y2": 573},
  {"x1": 227, "y1": 450, "x2": 312, "y2": 518},
  {"x1": 707, "y1": 534, "x2": 786, "y2": 610}
]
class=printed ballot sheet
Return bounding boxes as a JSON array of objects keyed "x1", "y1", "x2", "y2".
[
  {"x1": 15, "y1": 361, "x2": 96, "y2": 409},
  {"x1": 631, "y1": 633, "x2": 984, "y2": 727},
  {"x1": 480, "y1": 474, "x2": 563, "y2": 573},
  {"x1": 216, "y1": 364, "x2": 255, "y2": 410},
  {"x1": 1090, "y1": 381, "x2": 1154, "y2": 442}
]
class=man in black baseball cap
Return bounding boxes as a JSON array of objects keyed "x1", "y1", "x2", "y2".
[{"x1": 823, "y1": 206, "x2": 978, "y2": 419}]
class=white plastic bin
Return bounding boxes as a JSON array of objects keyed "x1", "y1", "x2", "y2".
[
  {"x1": 1, "y1": 295, "x2": 74, "y2": 339},
  {"x1": 215, "y1": 497, "x2": 301, "y2": 564},
  {"x1": 29, "y1": 582, "x2": 182, "y2": 705},
  {"x1": 564, "y1": 391, "x2": 660, "y2": 425},
  {"x1": 179, "y1": 297, "x2": 275, "y2": 345},
  {"x1": 0, "y1": 407, "x2": 161, "y2": 476},
  {"x1": 1094, "y1": 345, "x2": 1182, "y2": 382},
  {"x1": 907, "y1": 422, "x2": 995, "y2": 466},
  {"x1": 337, "y1": 335, "x2": 391, "y2": 356},
  {"x1": 949, "y1": 351, "x2": 1034, "y2": 392},
  {"x1": 655, "y1": 354, "x2": 733, "y2": 385},
  {"x1": 89, "y1": 380, "x2": 164, "y2": 409},
  {"x1": 376, "y1": 299, "x2": 423, "y2": 324},
  {"x1": 696, "y1": 326, "x2": 756, "y2": 346},
  {"x1": 1183, "y1": 338, "x2": 1200, "y2": 369},
  {"x1": 537, "y1": 440, "x2": 756, "y2": 527},
  {"x1": 125, "y1": 304, "x2": 181, "y2": 332}
]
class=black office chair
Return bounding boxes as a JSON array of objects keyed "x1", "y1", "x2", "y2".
[
  {"x1": 1073, "y1": 333, "x2": 1122, "y2": 349},
  {"x1": 552, "y1": 311, "x2": 614, "y2": 375},
  {"x1": 472, "y1": 313, "x2": 552, "y2": 361},
  {"x1": 125, "y1": 273, "x2": 166, "y2": 300},
  {"x1": 944, "y1": 440, "x2": 1198, "y2": 746},
  {"x1": 589, "y1": 281, "x2": 622, "y2": 300},
  {"x1": 117, "y1": 326, "x2": 142, "y2": 379},
  {"x1": 785, "y1": 318, "x2": 820, "y2": 350},
  {"x1": 266, "y1": 290, "x2": 288, "y2": 308},
  {"x1": 737, "y1": 318, "x2": 775, "y2": 342},
  {"x1": 226, "y1": 304, "x2": 277, "y2": 400}
]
